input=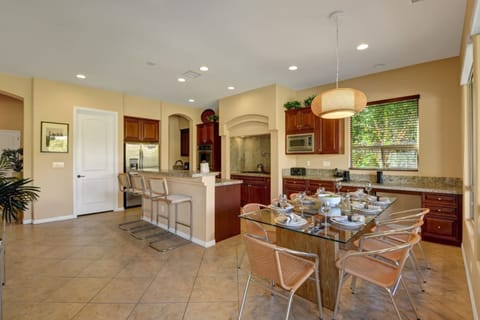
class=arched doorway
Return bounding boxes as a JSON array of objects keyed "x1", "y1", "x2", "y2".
[
  {"x1": 168, "y1": 114, "x2": 192, "y2": 170},
  {"x1": 0, "y1": 92, "x2": 24, "y2": 176}
]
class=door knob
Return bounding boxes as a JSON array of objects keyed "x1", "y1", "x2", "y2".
[{"x1": 77, "y1": 175, "x2": 85, "y2": 178}]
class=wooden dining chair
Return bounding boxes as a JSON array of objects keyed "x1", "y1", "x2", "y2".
[
  {"x1": 239, "y1": 233, "x2": 323, "y2": 320},
  {"x1": 333, "y1": 232, "x2": 421, "y2": 320}
]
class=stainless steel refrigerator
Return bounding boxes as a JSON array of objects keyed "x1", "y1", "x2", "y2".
[{"x1": 124, "y1": 143, "x2": 160, "y2": 207}]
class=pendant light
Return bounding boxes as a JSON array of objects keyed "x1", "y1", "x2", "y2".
[{"x1": 311, "y1": 11, "x2": 367, "y2": 119}]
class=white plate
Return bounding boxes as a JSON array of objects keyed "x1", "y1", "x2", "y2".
[
  {"x1": 330, "y1": 217, "x2": 364, "y2": 229},
  {"x1": 275, "y1": 215, "x2": 307, "y2": 227},
  {"x1": 355, "y1": 206, "x2": 382, "y2": 215},
  {"x1": 374, "y1": 197, "x2": 392, "y2": 206}
]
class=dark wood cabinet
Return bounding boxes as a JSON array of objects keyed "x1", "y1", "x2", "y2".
[
  {"x1": 231, "y1": 175, "x2": 271, "y2": 206},
  {"x1": 285, "y1": 108, "x2": 318, "y2": 133},
  {"x1": 124, "y1": 116, "x2": 159, "y2": 142},
  {"x1": 317, "y1": 118, "x2": 344, "y2": 154},
  {"x1": 215, "y1": 183, "x2": 241, "y2": 242},
  {"x1": 421, "y1": 192, "x2": 462, "y2": 246},
  {"x1": 180, "y1": 128, "x2": 189, "y2": 156},
  {"x1": 283, "y1": 178, "x2": 335, "y2": 197},
  {"x1": 285, "y1": 109, "x2": 344, "y2": 154},
  {"x1": 197, "y1": 122, "x2": 218, "y2": 145},
  {"x1": 197, "y1": 122, "x2": 221, "y2": 172}
]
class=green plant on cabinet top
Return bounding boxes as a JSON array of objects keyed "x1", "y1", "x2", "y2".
[{"x1": 283, "y1": 100, "x2": 302, "y2": 110}]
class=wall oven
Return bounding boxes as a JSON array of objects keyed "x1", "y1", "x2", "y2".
[
  {"x1": 286, "y1": 133, "x2": 314, "y2": 153},
  {"x1": 198, "y1": 144, "x2": 213, "y2": 169}
]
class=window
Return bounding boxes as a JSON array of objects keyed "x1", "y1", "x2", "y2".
[{"x1": 350, "y1": 95, "x2": 419, "y2": 170}]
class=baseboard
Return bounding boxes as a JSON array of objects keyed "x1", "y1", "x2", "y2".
[
  {"x1": 32, "y1": 215, "x2": 76, "y2": 224},
  {"x1": 462, "y1": 244, "x2": 479, "y2": 320},
  {"x1": 114, "y1": 207, "x2": 124, "y2": 212}
]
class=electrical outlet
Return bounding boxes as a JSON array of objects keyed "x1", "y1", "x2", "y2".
[
  {"x1": 323, "y1": 160, "x2": 331, "y2": 167},
  {"x1": 306, "y1": 161, "x2": 311, "y2": 167}
]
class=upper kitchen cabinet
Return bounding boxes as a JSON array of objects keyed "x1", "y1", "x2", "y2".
[
  {"x1": 124, "y1": 116, "x2": 159, "y2": 142},
  {"x1": 317, "y1": 118, "x2": 344, "y2": 154},
  {"x1": 197, "y1": 122, "x2": 218, "y2": 145},
  {"x1": 285, "y1": 108, "x2": 344, "y2": 154},
  {"x1": 285, "y1": 108, "x2": 318, "y2": 134}
]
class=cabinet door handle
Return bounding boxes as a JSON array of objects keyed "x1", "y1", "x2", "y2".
[
  {"x1": 437, "y1": 197, "x2": 442, "y2": 201},
  {"x1": 437, "y1": 226, "x2": 441, "y2": 229},
  {"x1": 77, "y1": 175, "x2": 85, "y2": 178}
]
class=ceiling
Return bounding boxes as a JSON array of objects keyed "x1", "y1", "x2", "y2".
[{"x1": 0, "y1": 0, "x2": 467, "y2": 109}]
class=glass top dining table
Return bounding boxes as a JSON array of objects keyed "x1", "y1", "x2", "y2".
[{"x1": 239, "y1": 195, "x2": 397, "y2": 244}]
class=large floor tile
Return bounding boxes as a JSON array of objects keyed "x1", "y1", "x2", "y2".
[
  {"x1": 92, "y1": 277, "x2": 153, "y2": 303},
  {"x1": 3, "y1": 302, "x2": 85, "y2": 320},
  {"x1": 45, "y1": 277, "x2": 111, "y2": 303},
  {"x1": 127, "y1": 303, "x2": 186, "y2": 320},
  {"x1": 72, "y1": 303, "x2": 135, "y2": 320}
]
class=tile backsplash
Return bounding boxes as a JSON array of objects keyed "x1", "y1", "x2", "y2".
[{"x1": 230, "y1": 135, "x2": 270, "y2": 172}]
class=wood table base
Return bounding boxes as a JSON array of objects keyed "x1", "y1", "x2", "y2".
[{"x1": 276, "y1": 228, "x2": 339, "y2": 310}]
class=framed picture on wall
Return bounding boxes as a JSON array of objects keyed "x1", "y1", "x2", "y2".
[{"x1": 41, "y1": 121, "x2": 69, "y2": 153}]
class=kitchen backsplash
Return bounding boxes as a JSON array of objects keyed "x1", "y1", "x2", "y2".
[
  {"x1": 231, "y1": 135, "x2": 270, "y2": 172},
  {"x1": 282, "y1": 168, "x2": 463, "y2": 189}
]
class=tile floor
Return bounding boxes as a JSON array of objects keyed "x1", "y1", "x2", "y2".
[{"x1": 2, "y1": 208, "x2": 474, "y2": 319}]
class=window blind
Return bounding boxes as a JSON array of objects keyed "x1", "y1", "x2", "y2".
[{"x1": 350, "y1": 95, "x2": 419, "y2": 170}]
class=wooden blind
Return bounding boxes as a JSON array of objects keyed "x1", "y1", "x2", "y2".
[{"x1": 350, "y1": 95, "x2": 419, "y2": 170}]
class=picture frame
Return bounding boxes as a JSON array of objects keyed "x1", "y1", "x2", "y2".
[{"x1": 41, "y1": 121, "x2": 69, "y2": 153}]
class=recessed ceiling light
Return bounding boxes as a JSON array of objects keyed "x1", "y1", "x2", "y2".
[
  {"x1": 227, "y1": 86, "x2": 235, "y2": 90},
  {"x1": 288, "y1": 65, "x2": 298, "y2": 71},
  {"x1": 177, "y1": 77, "x2": 186, "y2": 82},
  {"x1": 200, "y1": 66, "x2": 209, "y2": 71},
  {"x1": 76, "y1": 74, "x2": 86, "y2": 79},
  {"x1": 188, "y1": 99, "x2": 195, "y2": 103},
  {"x1": 356, "y1": 43, "x2": 369, "y2": 51}
]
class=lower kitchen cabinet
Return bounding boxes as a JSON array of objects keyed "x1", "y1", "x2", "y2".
[
  {"x1": 231, "y1": 175, "x2": 271, "y2": 206},
  {"x1": 421, "y1": 192, "x2": 462, "y2": 246},
  {"x1": 215, "y1": 183, "x2": 241, "y2": 242},
  {"x1": 282, "y1": 178, "x2": 335, "y2": 197}
]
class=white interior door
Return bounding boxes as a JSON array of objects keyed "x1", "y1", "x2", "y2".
[{"x1": 74, "y1": 108, "x2": 117, "y2": 215}]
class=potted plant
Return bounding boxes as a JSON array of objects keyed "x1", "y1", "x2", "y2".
[
  {"x1": 303, "y1": 95, "x2": 316, "y2": 108},
  {"x1": 1, "y1": 148, "x2": 23, "y2": 178},
  {"x1": 0, "y1": 156, "x2": 39, "y2": 224},
  {"x1": 283, "y1": 100, "x2": 302, "y2": 110}
]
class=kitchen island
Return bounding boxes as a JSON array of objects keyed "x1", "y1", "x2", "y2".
[{"x1": 135, "y1": 170, "x2": 241, "y2": 247}]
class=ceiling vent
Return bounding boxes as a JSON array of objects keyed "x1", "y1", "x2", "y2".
[{"x1": 182, "y1": 70, "x2": 201, "y2": 79}]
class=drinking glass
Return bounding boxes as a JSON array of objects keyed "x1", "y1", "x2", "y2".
[
  {"x1": 279, "y1": 194, "x2": 288, "y2": 208},
  {"x1": 335, "y1": 181, "x2": 343, "y2": 194},
  {"x1": 320, "y1": 201, "x2": 331, "y2": 226},
  {"x1": 296, "y1": 191, "x2": 306, "y2": 217},
  {"x1": 316, "y1": 186, "x2": 325, "y2": 196},
  {"x1": 365, "y1": 181, "x2": 372, "y2": 195}
]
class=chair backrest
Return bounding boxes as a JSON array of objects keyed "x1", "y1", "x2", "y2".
[
  {"x1": 241, "y1": 203, "x2": 268, "y2": 214},
  {"x1": 130, "y1": 174, "x2": 147, "y2": 195},
  {"x1": 117, "y1": 173, "x2": 131, "y2": 192},
  {"x1": 241, "y1": 203, "x2": 272, "y2": 241},
  {"x1": 149, "y1": 177, "x2": 169, "y2": 198},
  {"x1": 243, "y1": 233, "x2": 282, "y2": 284}
]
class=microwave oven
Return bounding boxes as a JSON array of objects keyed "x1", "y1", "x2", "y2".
[{"x1": 286, "y1": 133, "x2": 314, "y2": 153}]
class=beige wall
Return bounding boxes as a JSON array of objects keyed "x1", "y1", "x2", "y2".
[
  {"x1": 32, "y1": 78, "x2": 124, "y2": 220},
  {"x1": 296, "y1": 57, "x2": 462, "y2": 179},
  {"x1": 0, "y1": 73, "x2": 201, "y2": 222},
  {"x1": 169, "y1": 115, "x2": 190, "y2": 169},
  {"x1": 0, "y1": 93, "x2": 23, "y2": 144}
]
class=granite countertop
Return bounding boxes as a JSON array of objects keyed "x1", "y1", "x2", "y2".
[
  {"x1": 230, "y1": 171, "x2": 270, "y2": 177},
  {"x1": 283, "y1": 175, "x2": 462, "y2": 195},
  {"x1": 215, "y1": 179, "x2": 243, "y2": 187},
  {"x1": 134, "y1": 169, "x2": 220, "y2": 178}
]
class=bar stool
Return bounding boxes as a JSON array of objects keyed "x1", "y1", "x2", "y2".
[
  {"x1": 128, "y1": 174, "x2": 157, "y2": 236},
  {"x1": 118, "y1": 173, "x2": 143, "y2": 229},
  {"x1": 148, "y1": 177, "x2": 193, "y2": 240}
]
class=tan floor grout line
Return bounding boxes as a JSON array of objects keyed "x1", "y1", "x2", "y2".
[
  {"x1": 181, "y1": 248, "x2": 206, "y2": 320},
  {"x1": 122, "y1": 240, "x2": 181, "y2": 319}
]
